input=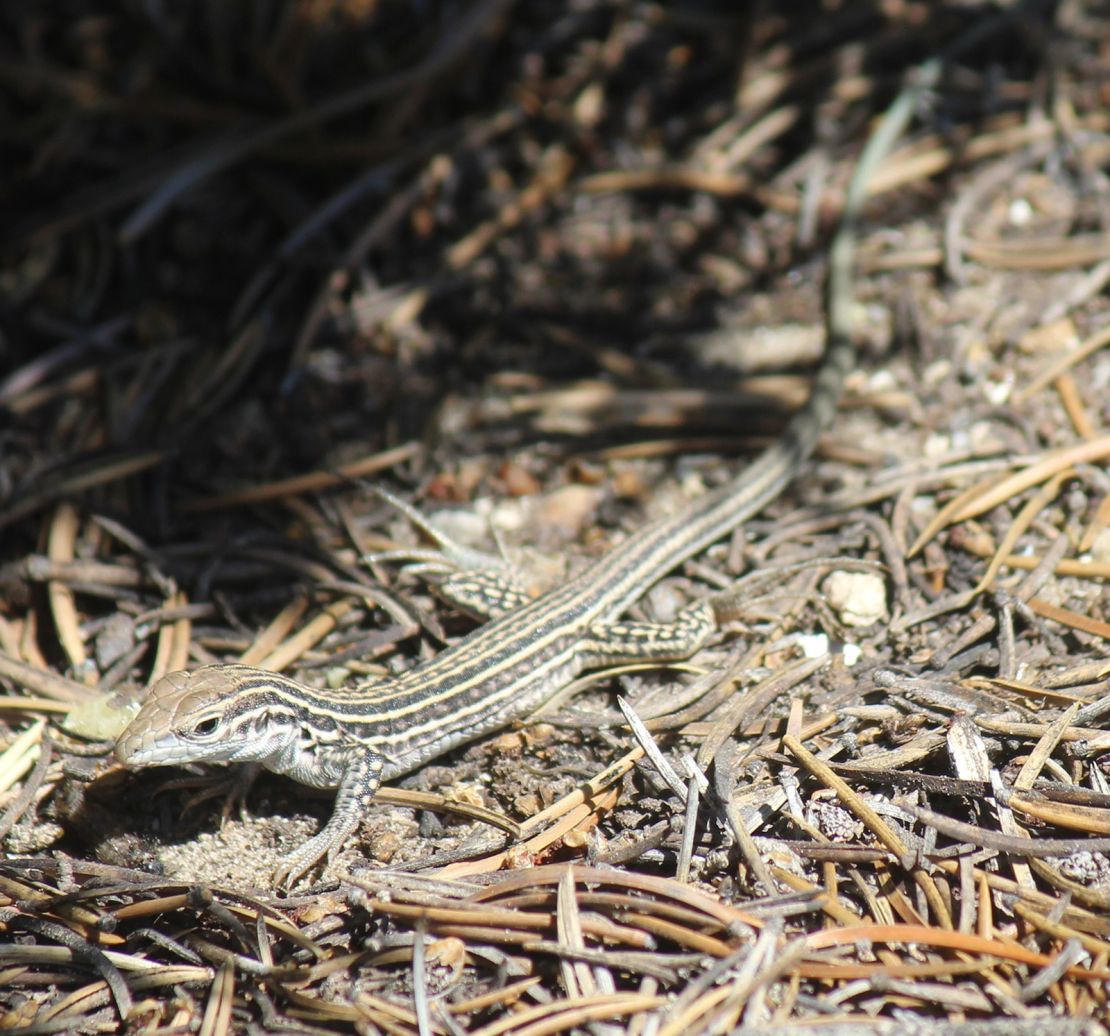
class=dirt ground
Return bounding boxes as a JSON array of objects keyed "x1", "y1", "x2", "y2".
[{"x1": 2, "y1": 2, "x2": 1110, "y2": 1033}]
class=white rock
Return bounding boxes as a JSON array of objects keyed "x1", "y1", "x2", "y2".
[{"x1": 824, "y1": 571, "x2": 887, "y2": 627}]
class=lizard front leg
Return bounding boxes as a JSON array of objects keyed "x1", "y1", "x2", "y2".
[{"x1": 273, "y1": 749, "x2": 385, "y2": 886}]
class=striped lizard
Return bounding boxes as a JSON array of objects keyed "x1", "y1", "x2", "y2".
[
  {"x1": 111, "y1": 53, "x2": 943, "y2": 881},
  {"x1": 114, "y1": 327, "x2": 854, "y2": 884}
]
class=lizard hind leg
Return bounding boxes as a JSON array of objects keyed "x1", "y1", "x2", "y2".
[
  {"x1": 580, "y1": 600, "x2": 717, "y2": 668},
  {"x1": 434, "y1": 570, "x2": 534, "y2": 621},
  {"x1": 365, "y1": 486, "x2": 534, "y2": 620}
]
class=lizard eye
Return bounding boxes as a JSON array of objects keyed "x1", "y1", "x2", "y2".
[{"x1": 190, "y1": 716, "x2": 221, "y2": 737}]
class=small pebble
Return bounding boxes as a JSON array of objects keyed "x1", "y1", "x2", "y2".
[{"x1": 823, "y1": 570, "x2": 887, "y2": 627}]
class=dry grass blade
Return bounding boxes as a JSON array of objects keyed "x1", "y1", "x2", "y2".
[
  {"x1": 0, "y1": 729, "x2": 51, "y2": 842},
  {"x1": 972, "y1": 470, "x2": 1071, "y2": 593},
  {"x1": 198, "y1": 959, "x2": 235, "y2": 1036},
  {"x1": 182, "y1": 442, "x2": 420, "y2": 512},
  {"x1": 436, "y1": 747, "x2": 643, "y2": 876},
  {"x1": 805, "y1": 923, "x2": 1110, "y2": 982},
  {"x1": 237, "y1": 592, "x2": 309, "y2": 666},
  {"x1": 954, "y1": 543, "x2": 1110, "y2": 580},
  {"x1": 0, "y1": 654, "x2": 99, "y2": 704},
  {"x1": 908, "y1": 437, "x2": 1110, "y2": 558},
  {"x1": 46, "y1": 503, "x2": 87, "y2": 676},
  {"x1": 411, "y1": 919, "x2": 433, "y2": 1036},
  {"x1": 618, "y1": 695, "x2": 685, "y2": 798},
  {"x1": 468, "y1": 993, "x2": 666, "y2": 1036},
  {"x1": 963, "y1": 233, "x2": 1110, "y2": 269},
  {"x1": 782, "y1": 735, "x2": 953, "y2": 929},
  {"x1": 1017, "y1": 322, "x2": 1110, "y2": 402},
  {"x1": 659, "y1": 924, "x2": 805, "y2": 1035},
  {"x1": 0, "y1": 719, "x2": 45, "y2": 799},
  {"x1": 1026, "y1": 598, "x2": 1110, "y2": 641},
  {"x1": 375, "y1": 788, "x2": 521, "y2": 837},
  {"x1": 0, "y1": 452, "x2": 164, "y2": 533},
  {"x1": 953, "y1": 437, "x2": 1110, "y2": 526},
  {"x1": 555, "y1": 866, "x2": 593, "y2": 1001},
  {"x1": 468, "y1": 864, "x2": 761, "y2": 931},
  {"x1": 255, "y1": 598, "x2": 355, "y2": 672},
  {"x1": 911, "y1": 803, "x2": 1110, "y2": 857},
  {"x1": 1014, "y1": 701, "x2": 1080, "y2": 790},
  {"x1": 1008, "y1": 795, "x2": 1110, "y2": 837},
  {"x1": 4, "y1": 913, "x2": 136, "y2": 1021}
]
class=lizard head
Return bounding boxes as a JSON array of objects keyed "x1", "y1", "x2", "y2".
[{"x1": 115, "y1": 664, "x2": 304, "y2": 768}]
